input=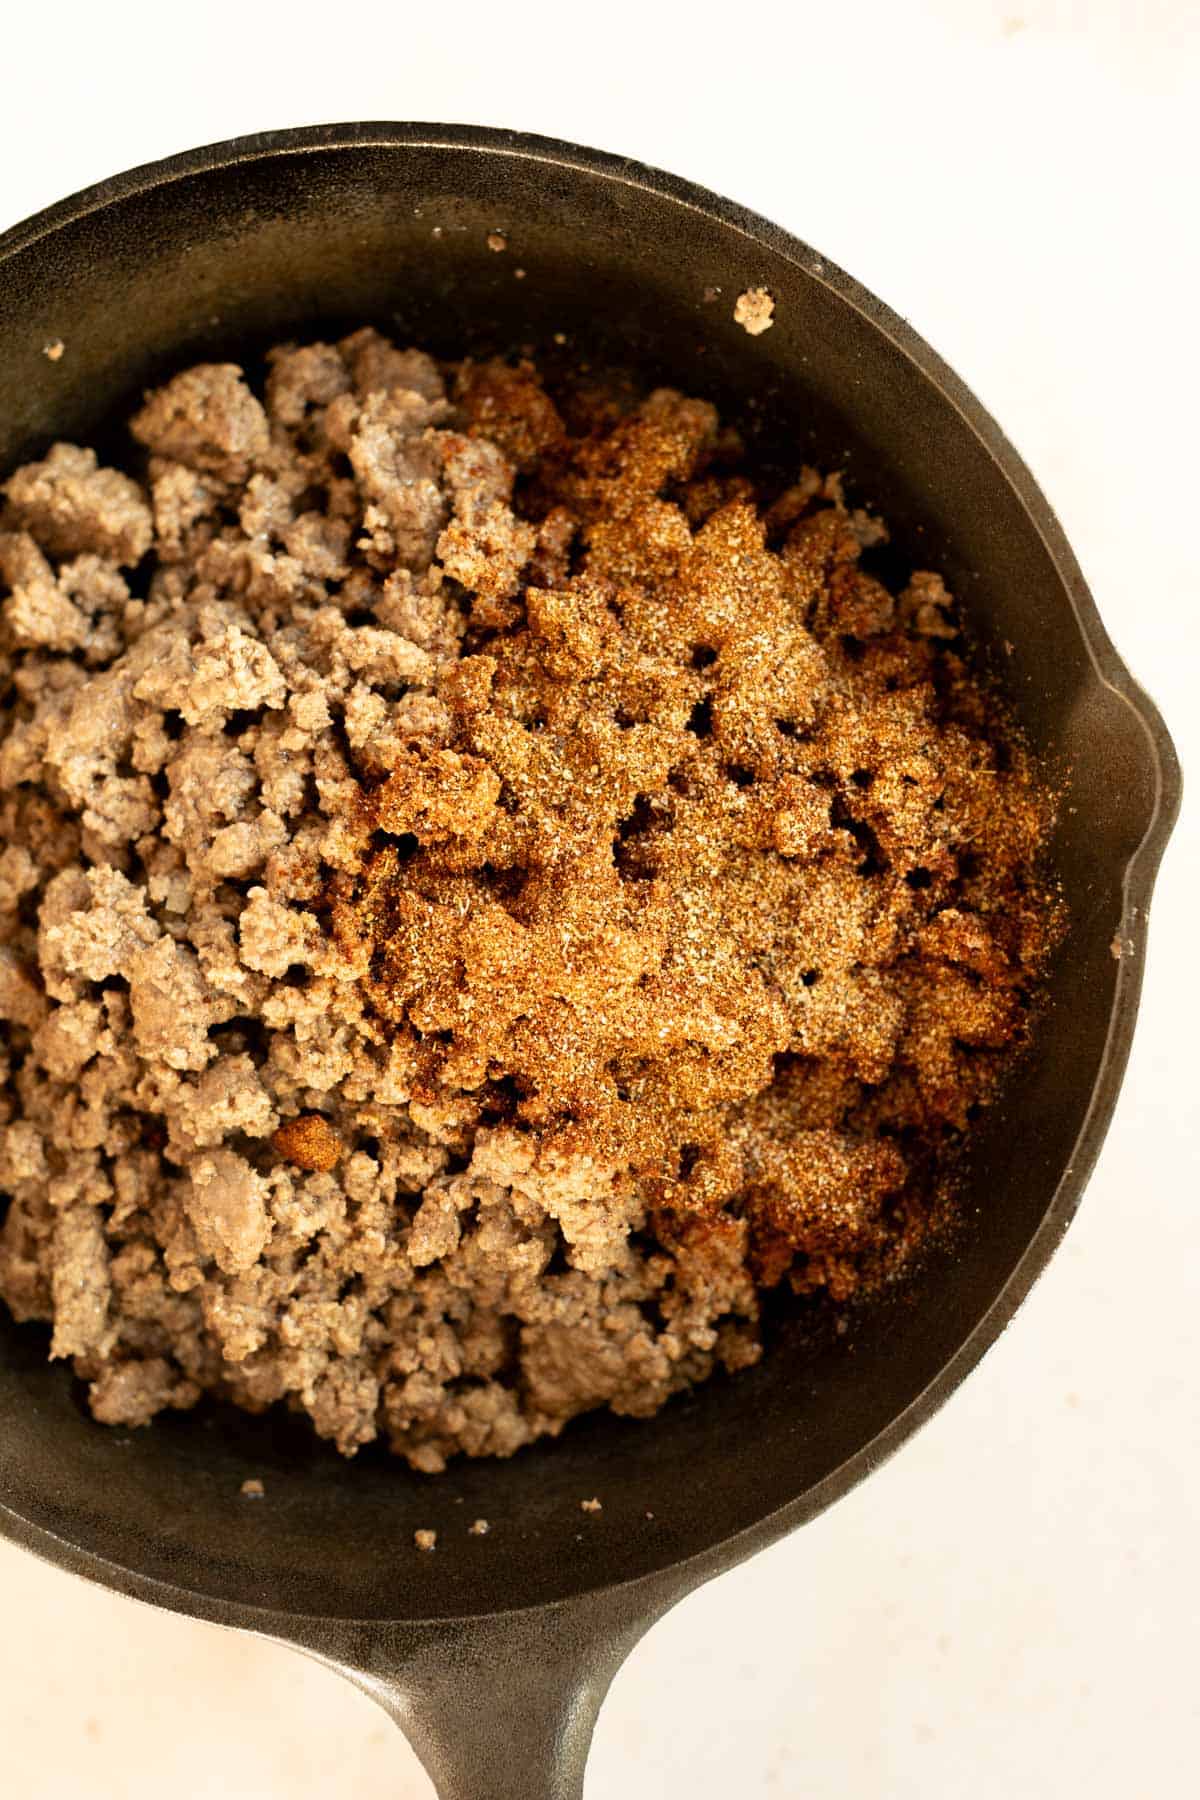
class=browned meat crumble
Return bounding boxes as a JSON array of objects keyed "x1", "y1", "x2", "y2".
[{"x1": 0, "y1": 331, "x2": 1060, "y2": 1470}]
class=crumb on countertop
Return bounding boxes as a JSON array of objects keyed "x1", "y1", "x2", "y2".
[
  {"x1": 240, "y1": 1478, "x2": 265, "y2": 1498},
  {"x1": 487, "y1": 232, "x2": 508, "y2": 253},
  {"x1": 414, "y1": 1528, "x2": 438, "y2": 1551},
  {"x1": 580, "y1": 1497, "x2": 602, "y2": 1514},
  {"x1": 468, "y1": 1517, "x2": 490, "y2": 1536},
  {"x1": 43, "y1": 340, "x2": 65, "y2": 363}
]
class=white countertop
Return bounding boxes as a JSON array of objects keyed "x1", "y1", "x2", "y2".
[{"x1": 2, "y1": 3, "x2": 1197, "y2": 1795}]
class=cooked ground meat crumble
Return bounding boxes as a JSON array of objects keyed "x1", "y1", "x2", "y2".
[{"x1": 0, "y1": 332, "x2": 1060, "y2": 1470}]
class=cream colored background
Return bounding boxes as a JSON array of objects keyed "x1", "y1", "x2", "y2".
[{"x1": 2, "y1": 2, "x2": 1197, "y2": 1794}]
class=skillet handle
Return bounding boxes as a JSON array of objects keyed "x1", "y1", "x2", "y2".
[{"x1": 342, "y1": 1605, "x2": 654, "y2": 1800}]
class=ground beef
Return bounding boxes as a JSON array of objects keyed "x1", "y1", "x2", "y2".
[
  {"x1": 0, "y1": 330, "x2": 1061, "y2": 1470},
  {"x1": 733, "y1": 288, "x2": 775, "y2": 336}
]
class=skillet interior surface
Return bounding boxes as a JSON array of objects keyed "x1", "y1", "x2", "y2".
[{"x1": 0, "y1": 125, "x2": 1179, "y2": 1633}]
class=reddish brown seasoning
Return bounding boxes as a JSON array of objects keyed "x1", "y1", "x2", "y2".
[
  {"x1": 272, "y1": 1113, "x2": 343, "y2": 1172},
  {"x1": 329, "y1": 365, "x2": 1061, "y2": 1303}
]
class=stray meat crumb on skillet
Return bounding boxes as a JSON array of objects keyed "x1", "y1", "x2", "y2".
[
  {"x1": 0, "y1": 332, "x2": 1061, "y2": 1470},
  {"x1": 733, "y1": 288, "x2": 775, "y2": 335}
]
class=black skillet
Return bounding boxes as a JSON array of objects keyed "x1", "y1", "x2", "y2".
[{"x1": 0, "y1": 124, "x2": 1180, "y2": 1799}]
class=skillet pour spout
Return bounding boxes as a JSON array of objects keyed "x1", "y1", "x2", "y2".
[{"x1": 0, "y1": 124, "x2": 1180, "y2": 1799}]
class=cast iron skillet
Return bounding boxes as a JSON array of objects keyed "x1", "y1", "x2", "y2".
[{"x1": 0, "y1": 124, "x2": 1181, "y2": 1798}]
